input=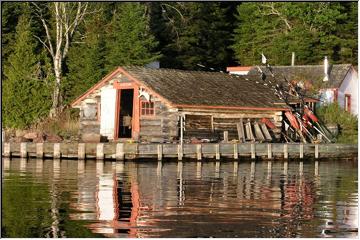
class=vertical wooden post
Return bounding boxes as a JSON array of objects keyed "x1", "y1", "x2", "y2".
[
  {"x1": 315, "y1": 161, "x2": 319, "y2": 176},
  {"x1": 4, "y1": 142, "x2": 10, "y2": 157},
  {"x1": 196, "y1": 144, "x2": 202, "y2": 160},
  {"x1": 284, "y1": 143, "x2": 288, "y2": 159},
  {"x1": 300, "y1": 143, "x2": 304, "y2": 159},
  {"x1": 223, "y1": 131, "x2": 228, "y2": 143},
  {"x1": 251, "y1": 143, "x2": 255, "y2": 159},
  {"x1": 36, "y1": 143, "x2": 44, "y2": 159},
  {"x1": 177, "y1": 144, "x2": 183, "y2": 161},
  {"x1": 53, "y1": 143, "x2": 61, "y2": 159},
  {"x1": 116, "y1": 143, "x2": 125, "y2": 160},
  {"x1": 299, "y1": 161, "x2": 303, "y2": 176},
  {"x1": 315, "y1": 144, "x2": 319, "y2": 159},
  {"x1": 20, "y1": 142, "x2": 27, "y2": 158},
  {"x1": 215, "y1": 144, "x2": 220, "y2": 160},
  {"x1": 78, "y1": 143, "x2": 85, "y2": 160},
  {"x1": 267, "y1": 143, "x2": 272, "y2": 159},
  {"x1": 157, "y1": 144, "x2": 163, "y2": 161},
  {"x1": 233, "y1": 143, "x2": 238, "y2": 159},
  {"x1": 96, "y1": 143, "x2": 104, "y2": 160},
  {"x1": 180, "y1": 115, "x2": 184, "y2": 149}
]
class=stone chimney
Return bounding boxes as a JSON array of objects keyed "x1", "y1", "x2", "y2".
[{"x1": 323, "y1": 56, "x2": 329, "y2": 82}]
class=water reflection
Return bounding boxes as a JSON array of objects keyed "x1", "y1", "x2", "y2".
[{"x1": 2, "y1": 158, "x2": 358, "y2": 238}]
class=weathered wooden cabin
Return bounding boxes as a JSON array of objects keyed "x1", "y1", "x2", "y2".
[{"x1": 71, "y1": 66, "x2": 292, "y2": 143}]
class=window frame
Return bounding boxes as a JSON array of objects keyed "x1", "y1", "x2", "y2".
[{"x1": 140, "y1": 100, "x2": 155, "y2": 117}]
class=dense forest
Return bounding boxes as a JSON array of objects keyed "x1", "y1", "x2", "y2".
[{"x1": 2, "y1": 2, "x2": 358, "y2": 129}]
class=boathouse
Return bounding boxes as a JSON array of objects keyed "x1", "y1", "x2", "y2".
[{"x1": 71, "y1": 66, "x2": 291, "y2": 143}]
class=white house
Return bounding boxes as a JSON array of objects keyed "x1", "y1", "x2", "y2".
[{"x1": 228, "y1": 58, "x2": 358, "y2": 115}]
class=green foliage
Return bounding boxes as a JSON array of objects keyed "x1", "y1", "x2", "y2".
[
  {"x1": 64, "y1": 4, "x2": 108, "y2": 104},
  {"x1": 2, "y1": 9, "x2": 52, "y2": 129},
  {"x1": 105, "y1": 3, "x2": 160, "y2": 71},
  {"x1": 232, "y1": 2, "x2": 358, "y2": 66},
  {"x1": 155, "y1": 2, "x2": 236, "y2": 70},
  {"x1": 316, "y1": 103, "x2": 358, "y2": 143}
]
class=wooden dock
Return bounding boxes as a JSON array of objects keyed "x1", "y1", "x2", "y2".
[{"x1": 1, "y1": 142, "x2": 357, "y2": 161}]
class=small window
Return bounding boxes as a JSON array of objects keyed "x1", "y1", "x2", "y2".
[
  {"x1": 345, "y1": 94, "x2": 351, "y2": 112},
  {"x1": 141, "y1": 101, "x2": 155, "y2": 116}
]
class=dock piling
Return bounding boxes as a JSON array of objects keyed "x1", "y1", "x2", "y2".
[
  {"x1": 4, "y1": 143, "x2": 10, "y2": 157},
  {"x1": 215, "y1": 144, "x2": 220, "y2": 160},
  {"x1": 233, "y1": 144, "x2": 238, "y2": 159},
  {"x1": 96, "y1": 143, "x2": 104, "y2": 160},
  {"x1": 36, "y1": 143, "x2": 44, "y2": 159},
  {"x1": 53, "y1": 143, "x2": 60, "y2": 159},
  {"x1": 284, "y1": 144, "x2": 288, "y2": 159},
  {"x1": 315, "y1": 144, "x2": 319, "y2": 158},
  {"x1": 157, "y1": 144, "x2": 163, "y2": 161},
  {"x1": 196, "y1": 144, "x2": 202, "y2": 160},
  {"x1": 251, "y1": 143, "x2": 255, "y2": 159},
  {"x1": 20, "y1": 142, "x2": 27, "y2": 158},
  {"x1": 78, "y1": 143, "x2": 85, "y2": 160},
  {"x1": 116, "y1": 143, "x2": 125, "y2": 160},
  {"x1": 267, "y1": 143, "x2": 272, "y2": 159},
  {"x1": 299, "y1": 143, "x2": 304, "y2": 159},
  {"x1": 177, "y1": 144, "x2": 183, "y2": 161}
]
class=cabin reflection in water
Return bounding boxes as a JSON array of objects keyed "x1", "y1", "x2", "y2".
[{"x1": 1, "y1": 158, "x2": 358, "y2": 238}]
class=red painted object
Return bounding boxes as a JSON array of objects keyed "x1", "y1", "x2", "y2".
[
  {"x1": 285, "y1": 112, "x2": 300, "y2": 130},
  {"x1": 304, "y1": 107, "x2": 318, "y2": 122},
  {"x1": 261, "y1": 118, "x2": 276, "y2": 129}
]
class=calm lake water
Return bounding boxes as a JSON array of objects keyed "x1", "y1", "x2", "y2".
[{"x1": 1, "y1": 157, "x2": 358, "y2": 238}]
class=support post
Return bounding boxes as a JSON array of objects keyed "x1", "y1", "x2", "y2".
[
  {"x1": 4, "y1": 142, "x2": 10, "y2": 157},
  {"x1": 251, "y1": 143, "x2": 255, "y2": 159},
  {"x1": 233, "y1": 143, "x2": 238, "y2": 159},
  {"x1": 299, "y1": 161, "x2": 303, "y2": 176},
  {"x1": 20, "y1": 142, "x2": 27, "y2": 158},
  {"x1": 315, "y1": 161, "x2": 319, "y2": 176},
  {"x1": 196, "y1": 144, "x2": 202, "y2": 160},
  {"x1": 223, "y1": 131, "x2": 228, "y2": 143},
  {"x1": 116, "y1": 143, "x2": 125, "y2": 160},
  {"x1": 267, "y1": 143, "x2": 272, "y2": 159},
  {"x1": 96, "y1": 143, "x2": 104, "y2": 160},
  {"x1": 36, "y1": 143, "x2": 44, "y2": 159},
  {"x1": 315, "y1": 144, "x2": 319, "y2": 159},
  {"x1": 157, "y1": 144, "x2": 163, "y2": 161},
  {"x1": 300, "y1": 143, "x2": 304, "y2": 159},
  {"x1": 215, "y1": 144, "x2": 220, "y2": 160},
  {"x1": 53, "y1": 143, "x2": 61, "y2": 159},
  {"x1": 284, "y1": 143, "x2": 288, "y2": 159},
  {"x1": 78, "y1": 143, "x2": 85, "y2": 160},
  {"x1": 180, "y1": 114, "x2": 184, "y2": 149},
  {"x1": 283, "y1": 161, "x2": 288, "y2": 175},
  {"x1": 177, "y1": 144, "x2": 183, "y2": 161}
]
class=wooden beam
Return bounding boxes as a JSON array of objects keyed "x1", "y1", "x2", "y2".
[
  {"x1": 196, "y1": 144, "x2": 202, "y2": 160},
  {"x1": 157, "y1": 144, "x2": 163, "y2": 161},
  {"x1": 236, "y1": 119, "x2": 246, "y2": 143}
]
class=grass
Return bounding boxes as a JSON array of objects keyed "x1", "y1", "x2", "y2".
[{"x1": 316, "y1": 103, "x2": 358, "y2": 144}]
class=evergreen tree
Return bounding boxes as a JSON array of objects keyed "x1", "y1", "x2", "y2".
[
  {"x1": 3, "y1": 8, "x2": 51, "y2": 129},
  {"x1": 105, "y1": 2, "x2": 160, "y2": 71},
  {"x1": 232, "y1": 2, "x2": 357, "y2": 66},
  {"x1": 154, "y1": 2, "x2": 235, "y2": 70}
]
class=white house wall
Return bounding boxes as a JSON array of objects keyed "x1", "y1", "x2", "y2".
[
  {"x1": 100, "y1": 86, "x2": 117, "y2": 139},
  {"x1": 338, "y1": 69, "x2": 358, "y2": 115}
]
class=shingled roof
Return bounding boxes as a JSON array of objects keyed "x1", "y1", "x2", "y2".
[
  {"x1": 121, "y1": 66, "x2": 288, "y2": 109},
  {"x1": 248, "y1": 64, "x2": 352, "y2": 89},
  {"x1": 72, "y1": 66, "x2": 290, "y2": 110}
]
